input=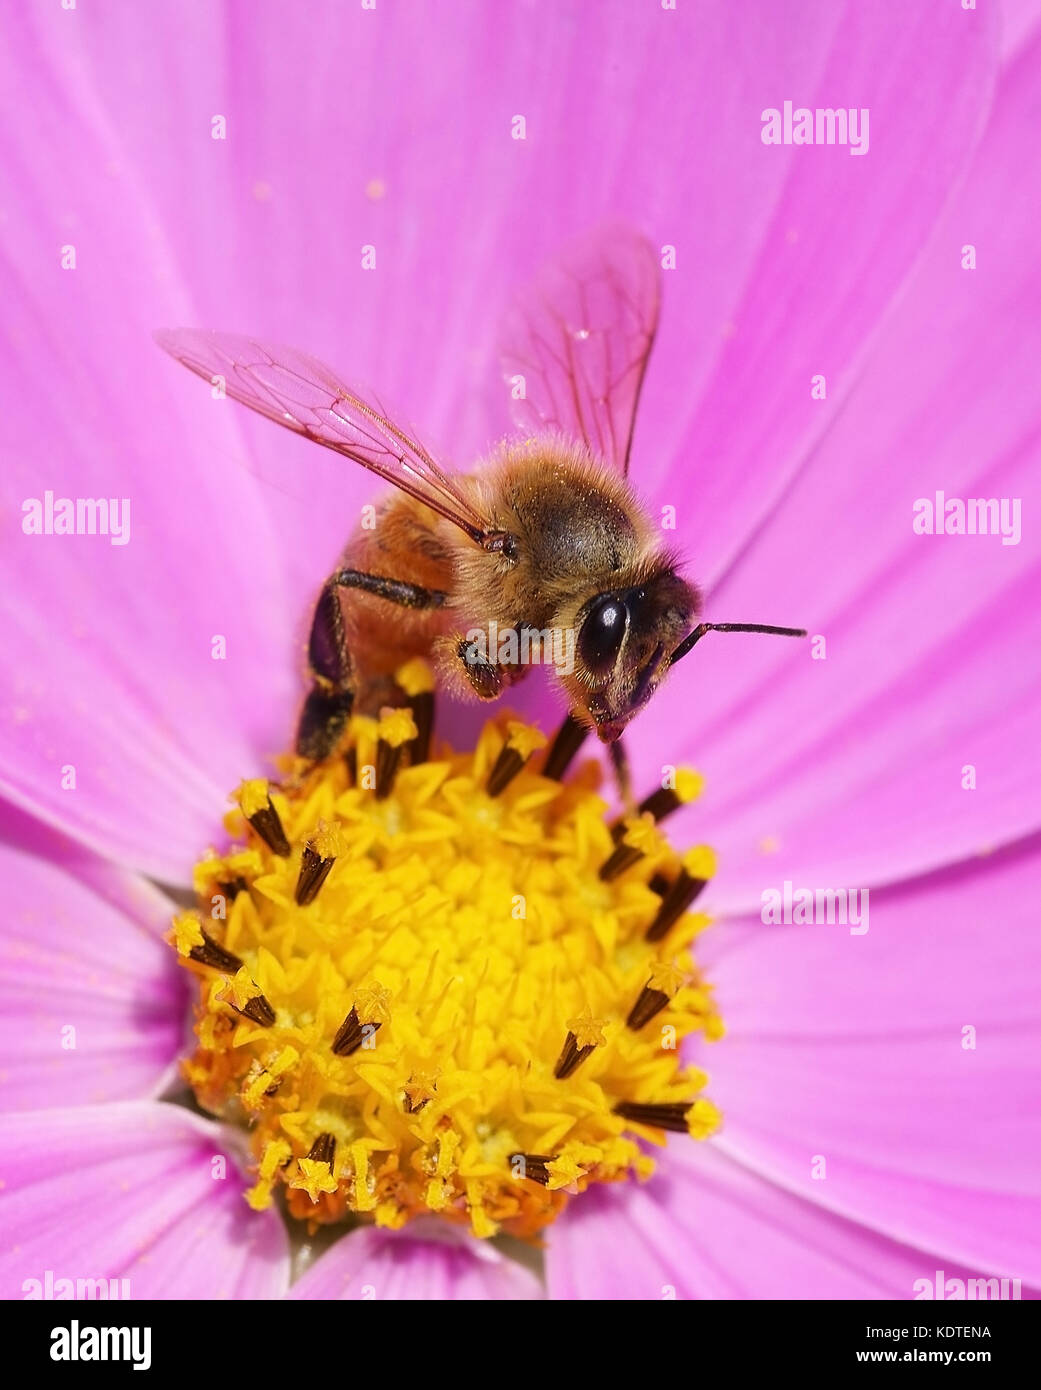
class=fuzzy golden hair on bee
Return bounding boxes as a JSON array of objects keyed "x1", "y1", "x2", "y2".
[{"x1": 451, "y1": 433, "x2": 663, "y2": 621}]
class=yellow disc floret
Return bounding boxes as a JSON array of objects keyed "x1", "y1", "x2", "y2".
[{"x1": 171, "y1": 706, "x2": 722, "y2": 1239}]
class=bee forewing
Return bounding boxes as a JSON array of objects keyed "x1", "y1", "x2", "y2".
[
  {"x1": 498, "y1": 223, "x2": 660, "y2": 477},
  {"x1": 155, "y1": 328, "x2": 495, "y2": 544}
]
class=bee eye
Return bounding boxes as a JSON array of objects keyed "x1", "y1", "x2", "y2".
[{"x1": 578, "y1": 595, "x2": 628, "y2": 674}]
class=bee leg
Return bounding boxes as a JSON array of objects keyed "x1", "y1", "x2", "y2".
[
  {"x1": 296, "y1": 569, "x2": 449, "y2": 761},
  {"x1": 297, "y1": 685, "x2": 356, "y2": 762},
  {"x1": 453, "y1": 633, "x2": 528, "y2": 700},
  {"x1": 608, "y1": 736, "x2": 636, "y2": 814},
  {"x1": 455, "y1": 636, "x2": 508, "y2": 700},
  {"x1": 297, "y1": 581, "x2": 356, "y2": 760},
  {"x1": 331, "y1": 569, "x2": 448, "y2": 611}
]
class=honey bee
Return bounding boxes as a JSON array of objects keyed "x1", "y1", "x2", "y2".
[{"x1": 158, "y1": 225, "x2": 804, "y2": 774}]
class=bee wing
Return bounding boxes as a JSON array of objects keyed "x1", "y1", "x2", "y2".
[
  {"x1": 156, "y1": 329, "x2": 497, "y2": 546},
  {"x1": 499, "y1": 224, "x2": 661, "y2": 476}
]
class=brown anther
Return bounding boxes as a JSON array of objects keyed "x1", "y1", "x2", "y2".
[
  {"x1": 307, "y1": 1133, "x2": 336, "y2": 1167},
  {"x1": 613, "y1": 1100, "x2": 692, "y2": 1132},
  {"x1": 487, "y1": 744, "x2": 525, "y2": 797},
  {"x1": 599, "y1": 841, "x2": 644, "y2": 883},
  {"x1": 403, "y1": 1076, "x2": 436, "y2": 1113},
  {"x1": 554, "y1": 1030, "x2": 597, "y2": 1079},
  {"x1": 645, "y1": 869, "x2": 708, "y2": 942},
  {"x1": 511, "y1": 1153, "x2": 556, "y2": 1185},
  {"x1": 242, "y1": 793, "x2": 290, "y2": 857},
  {"x1": 407, "y1": 690, "x2": 435, "y2": 765},
  {"x1": 626, "y1": 984, "x2": 671, "y2": 1031},
  {"x1": 599, "y1": 815, "x2": 658, "y2": 883},
  {"x1": 295, "y1": 841, "x2": 337, "y2": 906},
  {"x1": 638, "y1": 785, "x2": 686, "y2": 822},
  {"x1": 216, "y1": 876, "x2": 249, "y2": 901},
  {"x1": 611, "y1": 772, "x2": 702, "y2": 841},
  {"x1": 234, "y1": 993, "x2": 276, "y2": 1027},
  {"x1": 542, "y1": 712, "x2": 589, "y2": 781},
  {"x1": 375, "y1": 708, "x2": 418, "y2": 799},
  {"x1": 487, "y1": 723, "x2": 547, "y2": 796},
  {"x1": 188, "y1": 928, "x2": 243, "y2": 973},
  {"x1": 395, "y1": 660, "x2": 436, "y2": 765},
  {"x1": 648, "y1": 872, "x2": 670, "y2": 896},
  {"x1": 376, "y1": 740, "x2": 405, "y2": 799},
  {"x1": 332, "y1": 1005, "x2": 382, "y2": 1057}
]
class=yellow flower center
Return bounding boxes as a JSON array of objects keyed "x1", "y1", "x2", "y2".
[{"x1": 170, "y1": 675, "x2": 722, "y2": 1240}]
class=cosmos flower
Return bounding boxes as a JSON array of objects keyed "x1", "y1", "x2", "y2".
[{"x1": 2, "y1": 1, "x2": 1040, "y2": 1300}]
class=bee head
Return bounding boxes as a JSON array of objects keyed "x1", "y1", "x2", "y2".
[{"x1": 561, "y1": 569, "x2": 699, "y2": 743}]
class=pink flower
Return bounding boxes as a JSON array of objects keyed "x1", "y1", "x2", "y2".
[{"x1": 1, "y1": 1, "x2": 1039, "y2": 1299}]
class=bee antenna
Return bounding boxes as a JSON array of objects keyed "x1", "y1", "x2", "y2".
[{"x1": 667, "y1": 622, "x2": 807, "y2": 668}]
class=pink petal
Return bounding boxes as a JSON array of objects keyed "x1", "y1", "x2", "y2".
[
  {"x1": 693, "y1": 836, "x2": 1041, "y2": 1285},
  {"x1": 0, "y1": 78, "x2": 297, "y2": 877},
  {"x1": 1002, "y1": 0, "x2": 1041, "y2": 61},
  {"x1": 288, "y1": 1223, "x2": 542, "y2": 1301},
  {"x1": 0, "y1": 803, "x2": 186, "y2": 1113},
  {"x1": 643, "y1": 30, "x2": 1041, "y2": 905},
  {"x1": 641, "y1": 0, "x2": 997, "y2": 576},
  {"x1": 546, "y1": 1142, "x2": 1037, "y2": 1300},
  {"x1": 0, "y1": 16, "x2": 303, "y2": 879},
  {"x1": 0, "y1": 1102, "x2": 288, "y2": 1299}
]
